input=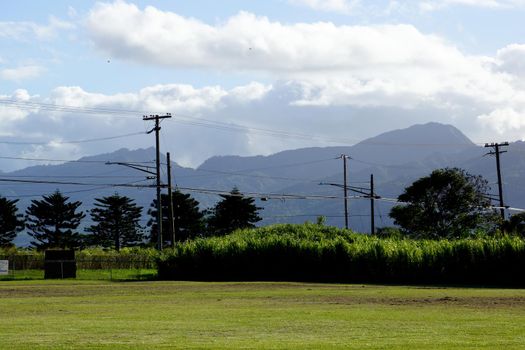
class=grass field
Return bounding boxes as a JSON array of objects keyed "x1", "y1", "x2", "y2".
[
  {"x1": 0, "y1": 281, "x2": 524, "y2": 349},
  {"x1": 0, "y1": 269, "x2": 157, "y2": 281}
]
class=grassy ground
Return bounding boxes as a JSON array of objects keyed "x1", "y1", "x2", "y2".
[
  {"x1": 0, "y1": 269, "x2": 157, "y2": 281},
  {"x1": 0, "y1": 281, "x2": 524, "y2": 349}
]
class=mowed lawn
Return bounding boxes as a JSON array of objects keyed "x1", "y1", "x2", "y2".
[{"x1": 0, "y1": 281, "x2": 524, "y2": 349}]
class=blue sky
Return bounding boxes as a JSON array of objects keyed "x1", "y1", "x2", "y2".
[{"x1": 1, "y1": 0, "x2": 525, "y2": 171}]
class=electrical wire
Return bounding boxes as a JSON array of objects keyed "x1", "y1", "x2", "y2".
[
  {"x1": 0, "y1": 177, "x2": 156, "y2": 188},
  {"x1": 0, "y1": 132, "x2": 145, "y2": 146},
  {"x1": 2, "y1": 179, "x2": 152, "y2": 198},
  {"x1": 0, "y1": 155, "x2": 155, "y2": 164},
  {"x1": 0, "y1": 99, "x2": 491, "y2": 146}
]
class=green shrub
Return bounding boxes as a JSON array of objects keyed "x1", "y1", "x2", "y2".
[
  {"x1": 158, "y1": 223, "x2": 525, "y2": 286},
  {"x1": 0, "y1": 247, "x2": 159, "y2": 270}
]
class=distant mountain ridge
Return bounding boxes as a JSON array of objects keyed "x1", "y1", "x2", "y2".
[{"x1": 4, "y1": 122, "x2": 523, "y2": 246}]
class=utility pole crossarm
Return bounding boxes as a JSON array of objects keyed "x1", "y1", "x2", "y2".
[
  {"x1": 143, "y1": 114, "x2": 172, "y2": 121},
  {"x1": 105, "y1": 161, "x2": 157, "y2": 176}
]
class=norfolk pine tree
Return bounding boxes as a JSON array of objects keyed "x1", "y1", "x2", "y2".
[
  {"x1": 148, "y1": 190, "x2": 204, "y2": 245},
  {"x1": 25, "y1": 190, "x2": 85, "y2": 249},
  {"x1": 86, "y1": 194, "x2": 144, "y2": 250},
  {"x1": 206, "y1": 187, "x2": 262, "y2": 236},
  {"x1": 0, "y1": 196, "x2": 24, "y2": 247}
]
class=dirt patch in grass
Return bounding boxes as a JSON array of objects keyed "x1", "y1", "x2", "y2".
[
  {"x1": 312, "y1": 295, "x2": 525, "y2": 308},
  {"x1": 2, "y1": 281, "x2": 525, "y2": 310}
]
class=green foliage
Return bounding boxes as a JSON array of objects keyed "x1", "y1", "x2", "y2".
[
  {"x1": 390, "y1": 168, "x2": 498, "y2": 239},
  {"x1": 158, "y1": 223, "x2": 525, "y2": 286},
  {"x1": 76, "y1": 247, "x2": 158, "y2": 269},
  {"x1": 206, "y1": 187, "x2": 262, "y2": 236},
  {"x1": 86, "y1": 194, "x2": 144, "y2": 250},
  {"x1": 505, "y1": 212, "x2": 525, "y2": 237},
  {"x1": 0, "y1": 247, "x2": 158, "y2": 271},
  {"x1": 0, "y1": 196, "x2": 24, "y2": 247},
  {"x1": 25, "y1": 191, "x2": 86, "y2": 250},
  {"x1": 316, "y1": 215, "x2": 326, "y2": 226},
  {"x1": 373, "y1": 226, "x2": 403, "y2": 239},
  {"x1": 148, "y1": 190, "x2": 205, "y2": 246}
]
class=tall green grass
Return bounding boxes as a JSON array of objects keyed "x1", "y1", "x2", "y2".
[{"x1": 158, "y1": 223, "x2": 525, "y2": 286}]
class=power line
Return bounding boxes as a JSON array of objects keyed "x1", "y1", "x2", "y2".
[
  {"x1": 0, "y1": 132, "x2": 145, "y2": 145},
  {"x1": 2, "y1": 99, "x2": 349, "y2": 142},
  {"x1": 0, "y1": 99, "x2": 492, "y2": 147},
  {"x1": 1, "y1": 175, "x2": 145, "y2": 179},
  {"x1": 2, "y1": 177, "x2": 523, "y2": 215},
  {"x1": 0, "y1": 155, "x2": 154, "y2": 164},
  {"x1": 2, "y1": 179, "x2": 152, "y2": 198},
  {"x1": 175, "y1": 186, "x2": 363, "y2": 201},
  {"x1": 268, "y1": 214, "x2": 379, "y2": 218},
  {"x1": 193, "y1": 157, "x2": 335, "y2": 172},
  {"x1": 0, "y1": 177, "x2": 156, "y2": 188}
]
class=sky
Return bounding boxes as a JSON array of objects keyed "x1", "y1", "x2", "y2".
[{"x1": 1, "y1": 0, "x2": 525, "y2": 171}]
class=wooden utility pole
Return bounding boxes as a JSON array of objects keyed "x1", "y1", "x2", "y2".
[
  {"x1": 485, "y1": 142, "x2": 509, "y2": 221},
  {"x1": 167, "y1": 152, "x2": 175, "y2": 247},
  {"x1": 340, "y1": 154, "x2": 350, "y2": 230},
  {"x1": 370, "y1": 174, "x2": 375, "y2": 235},
  {"x1": 143, "y1": 113, "x2": 171, "y2": 250}
]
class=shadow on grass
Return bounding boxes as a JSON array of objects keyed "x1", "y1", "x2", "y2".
[{"x1": 0, "y1": 269, "x2": 158, "y2": 282}]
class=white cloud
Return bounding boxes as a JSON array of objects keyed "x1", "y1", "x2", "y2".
[
  {"x1": 0, "y1": 82, "x2": 274, "y2": 170},
  {"x1": 478, "y1": 108, "x2": 525, "y2": 137},
  {"x1": 3, "y1": 2, "x2": 525, "y2": 169},
  {"x1": 420, "y1": 0, "x2": 525, "y2": 11},
  {"x1": 495, "y1": 44, "x2": 525, "y2": 78},
  {"x1": 228, "y1": 82, "x2": 273, "y2": 103},
  {"x1": 0, "y1": 65, "x2": 44, "y2": 82},
  {"x1": 85, "y1": 2, "x2": 515, "y2": 105},
  {"x1": 288, "y1": 0, "x2": 361, "y2": 14},
  {"x1": 0, "y1": 16, "x2": 74, "y2": 41},
  {"x1": 83, "y1": 2, "x2": 525, "y2": 142},
  {"x1": 91, "y1": 3, "x2": 457, "y2": 73},
  {"x1": 0, "y1": 89, "x2": 39, "y2": 136},
  {"x1": 49, "y1": 82, "x2": 271, "y2": 115}
]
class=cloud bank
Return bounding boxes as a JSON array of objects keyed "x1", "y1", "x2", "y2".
[
  {"x1": 2, "y1": 1, "x2": 525, "y2": 171},
  {"x1": 85, "y1": 2, "x2": 525, "y2": 132}
]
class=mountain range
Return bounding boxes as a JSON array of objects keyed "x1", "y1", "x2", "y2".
[{"x1": 4, "y1": 122, "x2": 524, "y2": 246}]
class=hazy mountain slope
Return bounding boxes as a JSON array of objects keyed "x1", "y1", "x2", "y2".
[
  {"x1": 2, "y1": 122, "x2": 522, "y2": 245},
  {"x1": 195, "y1": 122, "x2": 478, "y2": 193}
]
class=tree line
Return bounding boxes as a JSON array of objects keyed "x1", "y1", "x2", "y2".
[
  {"x1": 0, "y1": 187, "x2": 261, "y2": 250},
  {"x1": 1, "y1": 167, "x2": 524, "y2": 250}
]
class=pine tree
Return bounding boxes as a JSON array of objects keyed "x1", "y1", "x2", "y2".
[
  {"x1": 25, "y1": 191, "x2": 85, "y2": 250},
  {"x1": 206, "y1": 187, "x2": 262, "y2": 236},
  {"x1": 0, "y1": 196, "x2": 24, "y2": 247},
  {"x1": 148, "y1": 190, "x2": 204, "y2": 245},
  {"x1": 86, "y1": 194, "x2": 144, "y2": 250}
]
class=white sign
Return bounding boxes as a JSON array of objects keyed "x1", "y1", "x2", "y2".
[{"x1": 0, "y1": 260, "x2": 8, "y2": 275}]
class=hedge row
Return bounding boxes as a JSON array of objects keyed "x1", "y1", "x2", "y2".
[
  {"x1": 0, "y1": 247, "x2": 158, "y2": 270},
  {"x1": 157, "y1": 224, "x2": 525, "y2": 286}
]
